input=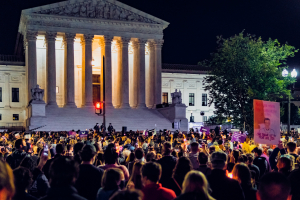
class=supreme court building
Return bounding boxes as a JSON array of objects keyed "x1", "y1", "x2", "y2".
[{"x1": 0, "y1": 0, "x2": 214, "y2": 131}]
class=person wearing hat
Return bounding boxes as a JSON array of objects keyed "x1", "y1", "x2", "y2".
[
  {"x1": 207, "y1": 152, "x2": 245, "y2": 200},
  {"x1": 75, "y1": 144, "x2": 104, "y2": 200}
]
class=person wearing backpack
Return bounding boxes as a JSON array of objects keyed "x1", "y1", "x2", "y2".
[{"x1": 253, "y1": 147, "x2": 269, "y2": 179}]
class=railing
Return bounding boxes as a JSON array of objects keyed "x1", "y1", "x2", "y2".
[{"x1": 0, "y1": 55, "x2": 24, "y2": 62}]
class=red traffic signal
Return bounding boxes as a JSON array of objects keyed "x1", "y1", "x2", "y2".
[
  {"x1": 95, "y1": 102, "x2": 103, "y2": 115},
  {"x1": 96, "y1": 102, "x2": 101, "y2": 109}
]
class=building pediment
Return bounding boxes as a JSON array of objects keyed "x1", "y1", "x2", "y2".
[{"x1": 22, "y1": 0, "x2": 169, "y2": 27}]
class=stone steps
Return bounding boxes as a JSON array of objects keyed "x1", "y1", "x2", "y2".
[{"x1": 31, "y1": 106, "x2": 174, "y2": 131}]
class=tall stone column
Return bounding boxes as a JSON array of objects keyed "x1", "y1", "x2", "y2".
[
  {"x1": 104, "y1": 35, "x2": 114, "y2": 108},
  {"x1": 121, "y1": 37, "x2": 131, "y2": 108},
  {"x1": 149, "y1": 42, "x2": 155, "y2": 108},
  {"x1": 137, "y1": 39, "x2": 147, "y2": 108},
  {"x1": 26, "y1": 31, "x2": 38, "y2": 104},
  {"x1": 64, "y1": 33, "x2": 76, "y2": 108},
  {"x1": 154, "y1": 39, "x2": 164, "y2": 106},
  {"x1": 45, "y1": 32, "x2": 58, "y2": 107},
  {"x1": 132, "y1": 41, "x2": 139, "y2": 107},
  {"x1": 83, "y1": 34, "x2": 94, "y2": 107}
]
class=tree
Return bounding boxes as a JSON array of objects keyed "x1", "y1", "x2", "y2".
[
  {"x1": 281, "y1": 103, "x2": 300, "y2": 125},
  {"x1": 201, "y1": 31, "x2": 297, "y2": 133}
]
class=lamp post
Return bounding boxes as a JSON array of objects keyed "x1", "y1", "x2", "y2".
[{"x1": 282, "y1": 69, "x2": 297, "y2": 134}]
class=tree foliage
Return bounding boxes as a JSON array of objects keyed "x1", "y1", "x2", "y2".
[{"x1": 201, "y1": 31, "x2": 298, "y2": 133}]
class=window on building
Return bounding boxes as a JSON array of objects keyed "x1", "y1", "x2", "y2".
[
  {"x1": 0, "y1": 87, "x2": 2, "y2": 102},
  {"x1": 13, "y1": 114, "x2": 19, "y2": 121},
  {"x1": 162, "y1": 93, "x2": 168, "y2": 104},
  {"x1": 56, "y1": 86, "x2": 59, "y2": 94},
  {"x1": 12, "y1": 88, "x2": 19, "y2": 102},
  {"x1": 189, "y1": 93, "x2": 195, "y2": 106},
  {"x1": 203, "y1": 116, "x2": 207, "y2": 122},
  {"x1": 0, "y1": 114, "x2": 2, "y2": 120},
  {"x1": 202, "y1": 93, "x2": 207, "y2": 106}
]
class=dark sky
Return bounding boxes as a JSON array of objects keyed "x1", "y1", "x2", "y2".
[{"x1": 1, "y1": 0, "x2": 300, "y2": 72}]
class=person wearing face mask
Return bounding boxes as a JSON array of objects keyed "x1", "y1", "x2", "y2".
[{"x1": 6, "y1": 139, "x2": 30, "y2": 170}]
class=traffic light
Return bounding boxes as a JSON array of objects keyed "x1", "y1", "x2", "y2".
[{"x1": 95, "y1": 102, "x2": 103, "y2": 115}]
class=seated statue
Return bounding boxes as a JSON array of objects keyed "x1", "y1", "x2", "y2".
[
  {"x1": 31, "y1": 85, "x2": 44, "y2": 101},
  {"x1": 171, "y1": 89, "x2": 182, "y2": 105}
]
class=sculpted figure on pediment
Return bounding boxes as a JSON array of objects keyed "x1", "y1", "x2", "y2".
[
  {"x1": 87, "y1": 1, "x2": 96, "y2": 18},
  {"x1": 72, "y1": 3, "x2": 81, "y2": 16},
  {"x1": 64, "y1": 2, "x2": 73, "y2": 15},
  {"x1": 120, "y1": 8, "x2": 127, "y2": 19},
  {"x1": 96, "y1": 1, "x2": 106, "y2": 18},
  {"x1": 80, "y1": 3, "x2": 87, "y2": 17},
  {"x1": 103, "y1": 4, "x2": 110, "y2": 19}
]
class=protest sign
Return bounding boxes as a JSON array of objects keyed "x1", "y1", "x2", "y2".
[
  {"x1": 231, "y1": 132, "x2": 247, "y2": 143},
  {"x1": 79, "y1": 131, "x2": 88, "y2": 139},
  {"x1": 68, "y1": 131, "x2": 76, "y2": 138},
  {"x1": 254, "y1": 100, "x2": 280, "y2": 145}
]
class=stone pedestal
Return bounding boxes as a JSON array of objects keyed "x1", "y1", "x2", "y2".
[
  {"x1": 29, "y1": 100, "x2": 46, "y2": 117},
  {"x1": 157, "y1": 103, "x2": 189, "y2": 132},
  {"x1": 27, "y1": 100, "x2": 46, "y2": 131}
]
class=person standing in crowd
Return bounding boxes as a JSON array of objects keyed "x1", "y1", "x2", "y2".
[
  {"x1": 127, "y1": 162, "x2": 144, "y2": 190},
  {"x1": 12, "y1": 167, "x2": 37, "y2": 200},
  {"x1": 6, "y1": 139, "x2": 30, "y2": 170},
  {"x1": 246, "y1": 154, "x2": 260, "y2": 185},
  {"x1": 20, "y1": 154, "x2": 49, "y2": 198},
  {"x1": 168, "y1": 156, "x2": 193, "y2": 196},
  {"x1": 253, "y1": 147, "x2": 269, "y2": 178},
  {"x1": 128, "y1": 148, "x2": 145, "y2": 175},
  {"x1": 108, "y1": 123, "x2": 114, "y2": 133},
  {"x1": 277, "y1": 156, "x2": 293, "y2": 177},
  {"x1": 0, "y1": 160, "x2": 15, "y2": 200},
  {"x1": 207, "y1": 151, "x2": 245, "y2": 200},
  {"x1": 175, "y1": 170, "x2": 215, "y2": 200},
  {"x1": 257, "y1": 172, "x2": 291, "y2": 200},
  {"x1": 158, "y1": 142, "x2": 177, "y2": 189},
  {"x1": 197, "y1": 152, "x2": 211, "y2": 176},
  {"x1": 75, "y1": 144, "x2": 104, "y2": 200},
  {"x1": 188, "y1": 142, "x2": 199, "y2": 170},
  {"x1": 96, "y1": 168, "x2": 123, "y2": 200},
  {"x1": 43, "y1": 143, "x2": 65, "y2": 179},
  {"x1": 141, "y1": 162, "x2": 176, "y2": 200},
  {"x1": 232, "y1": 163, "x2": 257, "y2": 200},
  {"x1": 99, "y1": 144, "x2": 129, "y2": 182},
  {"x1": 40, "y1": 157, "x2": 86, "y2": 200},
  {"x1": 94, "y1": 123, "x2": 100, "y2": 133}
]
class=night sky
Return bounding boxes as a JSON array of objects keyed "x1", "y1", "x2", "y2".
[{"x1": 1, "y1": 0, "x2": 300, "y2": 80}]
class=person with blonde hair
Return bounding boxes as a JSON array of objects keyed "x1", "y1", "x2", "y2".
[
  {"x1": 175, "y1": 170, "x2": 214, "y2": 200},
  {"x1": 127, "y1": 162, "x2": 144, "y2": 190},
  {"x1": 232, "y1": 163, "x2": 256, "y2": 200},
  {"x1": 0, "y1": 160, "x2": 15, "y2": 200}
]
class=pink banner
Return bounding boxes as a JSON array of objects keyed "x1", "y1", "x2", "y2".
[{"x1": 254, "y1": 100, "x2": 280, "y2": 145}]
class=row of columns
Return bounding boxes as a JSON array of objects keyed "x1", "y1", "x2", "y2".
[{"x1": 25, "y1": 30, "x2": 163, "y2": 109}]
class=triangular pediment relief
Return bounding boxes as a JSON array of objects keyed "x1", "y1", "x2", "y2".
[{"x1": 24, "y1": 0, "x2": 168, "y2": 26}]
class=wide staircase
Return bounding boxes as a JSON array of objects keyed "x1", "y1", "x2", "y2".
[{"x1": 30, "y1": 106, "x2": 173, "y2": 132}]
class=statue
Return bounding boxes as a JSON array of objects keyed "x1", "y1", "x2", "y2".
[
  {"x1": 31, "y1": 85, "x2": 44, "y2": 102},
  {"x1": 171, "y1": 89, "x2": 182, "y2": 105}
]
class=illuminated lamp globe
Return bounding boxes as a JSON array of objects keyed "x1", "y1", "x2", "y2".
[
  {"x1": 291, "y1": 69, "x2": 297, "y2": 78},
  {"x1": 282, "y1": 69, "x2": 288, "y2": 77}
]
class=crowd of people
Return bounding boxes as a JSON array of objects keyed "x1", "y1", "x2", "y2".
[{"x1": 0, "y1": 125, "x2": 299, "y2": 200}]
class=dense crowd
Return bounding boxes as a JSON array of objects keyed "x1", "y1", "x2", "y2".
[{"x1": 0, "y1": 125, "x2": 299, "y2": 200}]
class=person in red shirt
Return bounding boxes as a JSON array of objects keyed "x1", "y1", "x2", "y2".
[{"x1": 141, "y1": 162, "x2": 176, "y2": 200}]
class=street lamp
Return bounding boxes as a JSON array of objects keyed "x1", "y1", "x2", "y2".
[{"x1": 282, "y1": 69, "x2": 297, "y2": 134}]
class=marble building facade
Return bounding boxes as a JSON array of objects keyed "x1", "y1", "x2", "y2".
[{"x1": 0, "y1": 0, "x2": 215, "y2": 130}]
